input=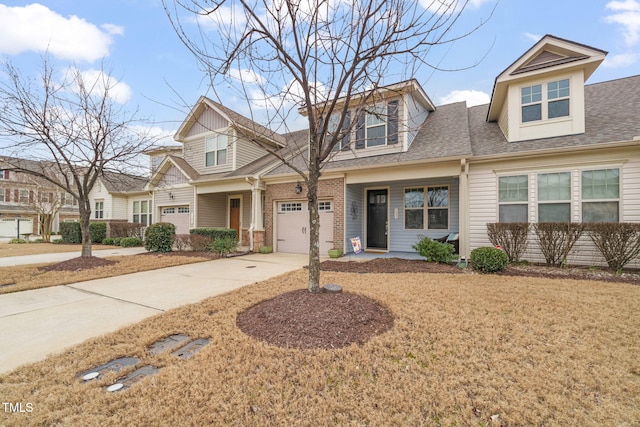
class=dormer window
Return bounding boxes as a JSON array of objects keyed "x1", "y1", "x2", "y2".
[
  {"x1": 521, "y1": 79, "x2": 570, "y2": 123},
  {"x1": 354, "y1": 101, "x2": 399, "y2": 149},
  {"x1": 205, "y1": 134, "x2": 228, "y2": 167}
]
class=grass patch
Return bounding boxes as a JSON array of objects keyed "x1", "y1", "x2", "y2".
[
  {"x1": 0, "y1": 253, "x2": 212, "y2": 294},
  {"x1": 1, "y1": 271, "x2": 639, "y2": 425}
]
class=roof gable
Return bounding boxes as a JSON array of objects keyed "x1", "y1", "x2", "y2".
[{"x1": 487, "y1": 35, "x2": 607, "y2": 121}]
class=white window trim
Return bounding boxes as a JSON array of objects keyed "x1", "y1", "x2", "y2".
[
  {"x1": 204, "y1": 132, "x2": 229, "y2": 168},
  {"x1": 497, "y1": 174, "x2": 529, "y2": 223},
  {"x1": 95, "y1": 200, "x2": 104, "y2": 219},
  {"x1": 520, "y1": 77, "x2": 571, "y2": 124}
]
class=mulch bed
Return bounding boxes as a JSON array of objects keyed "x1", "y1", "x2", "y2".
[
  {"x1": 39, "y1": 256, "x2": 116, "y2": 272},
  {"x1": 237, "y1": 289, "x2": 394, "y2": 349},
  {"x1": 319, "y1": 258, "x2": 463, "y2": 274},
  {"x1": 136, "y1": 251, "x2": 222, "y2": 260}
]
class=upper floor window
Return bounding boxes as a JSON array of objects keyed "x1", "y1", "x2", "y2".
[
  {"x1": 521, "y1": 79, "x2": 570, "y2": 123},
  {"x1": 95, "y1": 200, "x2": 104, "y2": 219},
  {"x1": 0, "y1": 170, "x2": 8, "y2": 180},
  {"x1": 355, "y1": 101, "x2": 399, "y2": 149},
  {"x1": 205, "y1": 134, "x2": 228, "y2": 167},
  {"x1": 19, "y1": 189, "x2": 30, "y2": 204}
]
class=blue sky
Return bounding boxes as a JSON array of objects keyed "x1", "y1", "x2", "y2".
[{"x1": 0, "y1": 0, "x2": 638, "y2": 142}]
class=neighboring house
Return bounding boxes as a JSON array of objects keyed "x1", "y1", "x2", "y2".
[
  {"x1": 88, "y1": 171, "x2": 150, "y2": 229},
  {"x1": 0, "y1": 162, "x2": 79, "y2": 238}
]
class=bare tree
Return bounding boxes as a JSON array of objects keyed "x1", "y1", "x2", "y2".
[
  {"x1": 30, "y1": 189, "x2": 64, "y2": 243},
  {"x1": 164, "y1": 0, "x2": 494, "y2": 291},
  {"x1": 0, "y1": 58, "x2": 158, "y2": 257}
]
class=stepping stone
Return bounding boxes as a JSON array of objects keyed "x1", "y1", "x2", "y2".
[
  {"x1": 148, "y1": 334, "x2": 191, "y2": 355},
  {"x1": 171, "y1": 338, "x2": 210, "y2": 360},
  {"x1": 78, "y1": 356, "x2": 140, "y2": 382},
  {"x1": 322, "y1": 284, "x2": 343, "y2": 293},
  {"x1": 106, "y1": 365, "x2": 159, "y2": 392}
]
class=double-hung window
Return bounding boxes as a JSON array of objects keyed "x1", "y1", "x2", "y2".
[
  {"x1": 427, "y1": 186, "x2": 449, "y2": 229},
  {"x1": 404, "y1": 188, "x2": 424, "y2": 229},
  {"x1": 366, "y1": 105, "x2": 387, "y2": 147},
  {"x1": 133, "y1": 200, "x2": 151, "y2": 225},
  {"x1": 95, "y1": 200, "x2": 104, "y2": 219},
  {"x1": 498, "y1": 175, "x2": 528, "y2": 222},
  {"x1": 404, "y1": 186, "x2": 449, "y2": 230},
  {"x1": 538, "y1": 172, "x2": 571, "y2": 222},
  {"x1": 205, "y1": 134, "x2": 228, "y2": 167},
  {"x1": 582, "y1": 168, "x2": 619, "y2": 222},
  {"x1": 521, "y1": 79, "x2": 570, "y2": 123}
]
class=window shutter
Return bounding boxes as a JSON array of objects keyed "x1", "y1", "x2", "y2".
[
  {"x1": 387, "y1": 100, "x2": 399, "y2": 145},
  {"x1": 4, "y1": 170, "x2": 8, "y2": 179},
  {"x1": 355, "y1": 112, "x2": 365, "y2": 149},
  {"x1": 341, "y1": 111, "x2": 351, "y2": 151},
  {"x1": 29, "y1": 190, "x2": 34, "y2": 203},
  {"x1": 5, "y1": 189, "x2": 10, "y2": 201},
  {"x1": 14, "y1": 189, "x2": 18, "y2": 202}
]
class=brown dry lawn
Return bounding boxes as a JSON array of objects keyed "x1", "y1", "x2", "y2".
[
  {"x1": 1, "y1": 270, "x2": 639, "y2": 426},
  {"x1": 0, "y1": 253, "x2": 211, "y2": 294},
  {"x1": 0, "y1": 242, "x2": 120, "y2": 258}
]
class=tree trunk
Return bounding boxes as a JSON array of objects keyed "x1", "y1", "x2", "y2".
[
  {"x1": 78, "y1": 204, "x2": 92, "y2": 258},
  {"x1": 307, "y1": 171, "x2": 321, "y2": 293}
]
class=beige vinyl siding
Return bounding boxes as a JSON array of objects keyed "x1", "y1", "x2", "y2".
[
  {"x1": 468, "y1": 146, "x2": 640, "y2": 268},
  {"x1": 497, "y1": 97, "x2": 509, "y2": 140},
  {"x1": 111, "y1": 196, "x2": 128, "y2": 220},
  {"x1": 157, "y1": 165, "x2": 189, "y2": 187},
  {"x1": 242, "y1": 192, "x2": 251, "y2": 227},
  {"x1": 235, "y1": 139, "x2": 268, "y2": 169},
  {"x1": 197, "y1": 193, "x2": 226, "y2": 227},
  {"x1": 186, "y1": 107, "x2": 228, "y2": 138},
  {"x1": 154, "y1": 187, "x2": 193, "y2": 208},
  {"x1": 183, "y1": 131, "x2": 234, "y2": 175}
]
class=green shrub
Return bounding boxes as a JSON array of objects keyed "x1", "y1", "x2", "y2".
[
  {"x1": 412, "y1": 236, "x2": 456, "y2": 264},
  {"x1": 470, "y1": 247, "x2": 509, "y2": 273},
  {"x1": 119, "y1": 237, "x2": 143, "y2": 247},
  {"x1": 211, "y1": 236, "x2": 238, "y2": 256},
  {"x1": 144, "y1": 222, "x2": 175, "y2": 252},
  {"x1": 89, "y1": 222, "x2": 107, "y2": 244},
  {"x1": 102, "y1": 237, "x2": 116, "y2": 245},
  {"x1": 33, "y1": 238, "x2": 45, "y2": 243},
  {"x1": 60, "y1": 222, "x2": 82, "y2": 243},
  {"x1": 190, "y1": 228, "x2": 238, "y2": 241},
  {"x1": 8, "y1": 238, "x2": 27, "y2": 244},
  {"x1": 259, "y1": 245, "x2": 273, "y2": 254},
  {"x1": 486, "y1": 222, "x2": 530, "y2": 263},
  {"x1": 112, "y1": 237, "x2": 123, "y2": 246}
]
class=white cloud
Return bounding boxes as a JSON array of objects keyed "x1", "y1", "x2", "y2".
[
  {"x1": 605, "y1": 0, "x2": 640, "y2": 45},
  {"x1": 65, "y1": 68, "x2": 132, "y2": 105},
  {"x1": 523, "y1": 32, "x2": 542, "y2": 43},
  {"x1": 0, "y1": 3, "x2": 121, "y2": 62},
  {"x1": 438, "y1": 89, "x2": 490, "y2": 107},
  {"x1": 228, "y1": 68, "x2": 267, "y2": 85},
  {"x1": 602, "y1": 52, "x2": 640, "y2": 67},
  {"x1": 419, "y1": 0, "x2": 493, "y2": 14}
]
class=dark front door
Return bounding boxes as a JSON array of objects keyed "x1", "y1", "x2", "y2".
[{"x1": 366, "y1": 189, "x2": 388, "y2": 249}]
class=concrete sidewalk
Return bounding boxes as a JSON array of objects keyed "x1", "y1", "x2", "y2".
[
  {"x1": 0, "y1": 246, "x2": 147, "y2": 267},
  {"x1": 0, "y1": 252, "x2": 308, "y2": 374}
]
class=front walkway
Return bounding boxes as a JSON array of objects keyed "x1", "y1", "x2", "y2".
[{"x1": 0, "y1": 252, "x2": 308, "y2": 374}]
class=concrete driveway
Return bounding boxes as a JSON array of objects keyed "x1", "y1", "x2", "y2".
[{"x1": 0, "y1": 252, "x2": 308, "y2": 374}]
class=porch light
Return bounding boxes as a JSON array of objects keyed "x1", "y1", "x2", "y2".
[
  {"x1": 295, "y1": 182, "x2": 302, "y2": 194},
  {"x1": 169, "y1": 192, "x2": 174, "y2": 200}
]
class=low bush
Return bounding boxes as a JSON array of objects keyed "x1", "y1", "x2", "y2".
[
  {"x1": 109, "y1": 222, "x2": 145, "y2": 239},
  {"x1": 8, "y1": 238, "x2": 27, "y2": 244},
  {"x1": 89, "y1": 222, "x2": 107, "y2": 244},
  {"x1": 189, "y1": 234, "x2": 213, "y2": 252},
  {"x1": 259, "y1": 245, "x2": 273, "y2": 254},
  {"x1": 119, "y1": 237, "x2": 143, "y2": 247},
  {"x1": 60, "y1": 222, "x2": 82, "y2": 244},
  {"x1": 102, "y1": 237, "x2": 116, "y2": 246},
  {"x1": 144, "y1": 222, "x2": 175, "y2": 253},
  {"x1": 486, "y1": 222, "x2": 530, "y2": 263},
  {"x1": 174, "y1": 234, "x2": 191, "y2": 251},
  {"x1": 588, "y1": 222, "x2": 640, "y2": 272},
  {"x1": 211, "y1": 236, "x2": 238, "y2": 256},
  {"x1": 470, "y1": 247, "x2": 509, "y2": 273},
  {"x1": 412, "y1": 236, "x2": 456, "y2": 264},
  {"x1": 533, "y1": 222, "x2": 585, "y2": 267},
  {"x1": 190, "y1": 228, "x2": 238, "y2": 241},
  {"x1": 52, "y1": 238, "x2": 64, "y2": 244}
]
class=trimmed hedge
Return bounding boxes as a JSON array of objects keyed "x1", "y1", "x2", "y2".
[
  {"x1": 60, "y1": 222, "x2": 82, "y2": 244},
  {"x1": 412, "y1": 236, "x2": 456, "y2": 264},
  {"x1": 89, "y1": 222, "x2": 107, "y2": 244},
  {"x1": 144, "y1": 222, "x2": 175, "y2": 253},
  {"x1": 120, "y1": 237, "x2": 143, "y2": 247},
  {"x1": 588, "y1": 222, "x2": 640, "y2": 271},
  {"x1": 533, "y1": 222, "x2": 585, "y2": 267},
  {"x1": 486, "y1": 222, "x2": 530, "y2": 263},
  {"x1": 470, "y1": 247, "x2": 509, "y2": 273},
  {"x1": 109, "y1": 222, "x2": 145, "y2": 239},
  {"x1": 211, "y1": 236, "x2": 237, "y2": 255},
  {"x1": 190, "y1": 228, "x2": 238, "y2": 241}
]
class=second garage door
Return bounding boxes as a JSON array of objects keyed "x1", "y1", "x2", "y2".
[
  {"x1": 276, "y1": 200, "x2": 334, "y2": 254},
  {"x1": 160, "y1": 206, "x2": 190, "y2": 235}
]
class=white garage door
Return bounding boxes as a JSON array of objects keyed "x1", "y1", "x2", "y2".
[
  {"x1": 0, "y1": 218, "x2": 34, "y2": 238},
  {"x1": 160, "y1": 206, "x2": 190, "y2": 235},
  {"x1": 276, "y1": 200, "x2": 334, "y2": 254}
]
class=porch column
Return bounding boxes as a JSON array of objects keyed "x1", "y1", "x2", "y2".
[
  {"x1": 250, "y1": 179, "x2": 266, "y2": 251},
  {"x1": 459, "y1": 158, "x2": 469, "y2": 259}
]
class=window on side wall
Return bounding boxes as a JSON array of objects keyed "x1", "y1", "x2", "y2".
[
  {"x1": 205, "y1": 134, "x2": 228, "y2": 167},
  {"x1": 538, "y1": 172, "x2": 571, "y2": 222},
  {"x1": 498, "y1": 175, "x2": 528, "y2": 222},
  {"x1": 582, "y1": 168, "x2": 619, "y2": 222},
  {"x1": 95, "y1": 200, "x2": 104, "y2": 219}
]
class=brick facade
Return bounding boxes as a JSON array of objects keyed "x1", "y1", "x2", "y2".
[{"x1": 264, "y1": 177, "x2": 345, "y2": 252}]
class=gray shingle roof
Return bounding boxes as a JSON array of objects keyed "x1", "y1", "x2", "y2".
[
  {"x1": 100, "y1": 171, "x2": 148, "y2": 193},
  {"x1": 470, "y1": 74, "x2": 640, "y2": 157}
]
